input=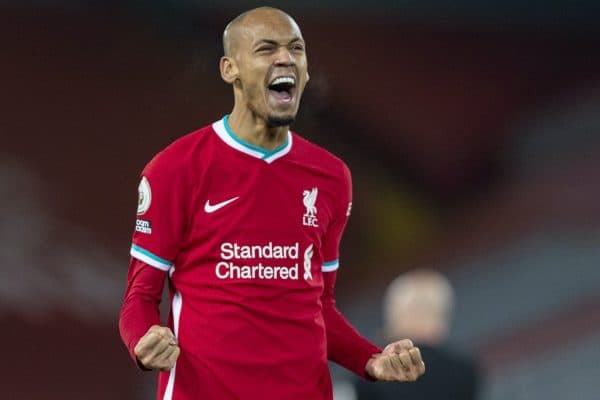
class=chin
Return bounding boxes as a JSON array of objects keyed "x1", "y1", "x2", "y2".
[{"x1": 266, "y1": 115, "x2": 295, "y2": 128}]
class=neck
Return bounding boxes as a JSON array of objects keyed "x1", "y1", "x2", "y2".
[{"x1": 227, "y1": 107, "x2": 288, "y2": 151}]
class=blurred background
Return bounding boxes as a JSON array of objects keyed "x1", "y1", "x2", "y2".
[{"x1": 2, "y1": 1, "x2": 600, "y2": 399}]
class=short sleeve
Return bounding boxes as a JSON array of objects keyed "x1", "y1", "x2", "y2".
[
  {"x1": 130, "y1": 150, "x2": 188, "y2": 272},
  {"x1": 321, "y1": 162, "x2": 352, "y2": 273}
]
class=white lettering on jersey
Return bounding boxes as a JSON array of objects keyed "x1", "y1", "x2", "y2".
[
  {"x1": 220, "y1": 242, "x2": 299, "y2": 260},
  {"x1": 302, "y1": 187, "x2": 318, "y2": 227},
  {"x1": 135, "y1": 219, "x2": 152, "y2": 234},
  {"x1": 216, "y1": 242, "x2": 312, "y2": 281},
  {"x1": 216, "y1": 262, "x2": 299, "y2": 280}
]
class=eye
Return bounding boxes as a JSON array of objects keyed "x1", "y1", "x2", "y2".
[
  {"x1": 291, "y1": 43, "x2": 305, "y2": 52},
  {"x1": 256, "y1": 45, "x2": 275, "y2": 53}
]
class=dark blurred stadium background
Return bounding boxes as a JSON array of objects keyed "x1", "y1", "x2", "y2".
[{"x1": 2, "y1": 1, "x2": 600, "y2": 399}]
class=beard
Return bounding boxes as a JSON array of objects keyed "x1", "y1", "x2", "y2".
[{"x1": 266, "y1": 115, "x2": 295, "y2": 128}]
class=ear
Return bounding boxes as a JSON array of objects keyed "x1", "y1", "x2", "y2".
[
  {"x1": 220, "y1": 56, "x2": 239, "y2": 84},
  {"x1": 306, "y1": 71, "x2": 310, "y2": 83}
]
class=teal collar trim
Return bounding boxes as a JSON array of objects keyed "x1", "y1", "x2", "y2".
[{"x1": 223, "y1": 115, "x2": 290, "y2": 160}]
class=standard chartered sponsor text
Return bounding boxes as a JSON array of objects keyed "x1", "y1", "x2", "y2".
[
  {"x1": 217, "y1": 242, "x2": 300, "y2": 280},
  {"x1": 216, "y1": 261, "x2": 299, "y2": 280},
  {"x1": 220, "y1": 242, "x2": 299, "y2": 259}
]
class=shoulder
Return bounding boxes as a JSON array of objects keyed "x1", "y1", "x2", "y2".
[
  {"x1": 144, "y1": 123, "x2": 215, "y2": 174},
  {"x1": 291, "y1": 133, "x2": 351, "y2": 180}
]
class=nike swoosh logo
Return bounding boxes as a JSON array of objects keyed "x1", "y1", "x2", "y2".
[{"x1": 204, "y1": 196, "x2": 239, "y2": 213}]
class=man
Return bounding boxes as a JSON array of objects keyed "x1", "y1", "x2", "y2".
[
  {"x1": 119, "y1": 7, "x2": 425, "y2": 399},
  {"x1": 354, "y1": 269, "x2": 480, "y2": 400}
]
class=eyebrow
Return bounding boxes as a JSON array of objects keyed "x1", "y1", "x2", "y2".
[{"x1": 254, "y1": 37, "x2": 304, "y2": 47}]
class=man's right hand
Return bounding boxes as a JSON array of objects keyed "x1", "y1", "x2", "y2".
[{"x1": 134, "y1": 325, "x2": 180, "y2": 371}]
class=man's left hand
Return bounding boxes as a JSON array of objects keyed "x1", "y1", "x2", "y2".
[{"x1": 365, "y1": 339, "x2": 426, "y2": 382}]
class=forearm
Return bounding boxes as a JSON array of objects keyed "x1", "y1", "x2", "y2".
[
  {"x1": 321, "y1": 271, "x2": 381, "y2": 379},
  {"x1": 119, "y1": 258, "x2": 165, "y2": 362},
  {"x1": 323, "y1": 303, "x2": 381, "y2": 378}
]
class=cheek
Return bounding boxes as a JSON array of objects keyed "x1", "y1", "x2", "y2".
[
  {"x1": 245, "y1": 81, "x2": 265, "y2": 104},
  {"x1": 298, "y1": 62, "x2": 309, "y2": 86},
  {"x1": 240, "y1": 67, "x2": 265, "y2": 97}
]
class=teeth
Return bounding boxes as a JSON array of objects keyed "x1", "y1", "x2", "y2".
[{"x1": 271, "y1": 76, "x2": 295, "y2": 86}]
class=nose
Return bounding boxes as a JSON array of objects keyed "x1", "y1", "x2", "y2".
[{"x1": 274, "y1": 46, "x2": 294, "y2": 66}]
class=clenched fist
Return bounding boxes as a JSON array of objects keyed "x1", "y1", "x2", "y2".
[
  {"x1": 365, "y1": 339, "x2": 426, "y2": 382},
  {"x1": 134, "y1": 325, "x2": 180, "y2": 371}
]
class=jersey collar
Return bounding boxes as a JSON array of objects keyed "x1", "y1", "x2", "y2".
[{"x1": 212, "y1": 115, "x2": 293, "y2": 163}]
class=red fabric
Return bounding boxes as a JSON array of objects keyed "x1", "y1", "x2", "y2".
[
  {"x1": 119, "y1": 118, "x2": 381, "y2": 399},
  {"x1": 320, "y1": 162, "x2": 351, "y2": 265},
  {"x1": 119, "y1": 260, "x2": 382, "y2": 377},
  {"x1": 119, "y1": 258, "x2": 165, "y2": 363},
  {"x1": 322, "y1": 271, "x2": 381, "y2": 379}
]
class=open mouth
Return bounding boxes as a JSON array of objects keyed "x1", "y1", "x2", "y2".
[{"x1": 267, "y1": 76, "x2": 296, "y2": 104}]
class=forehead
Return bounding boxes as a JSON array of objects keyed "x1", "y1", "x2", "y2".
[{"x1": 239, "y1": 12, "x2": 303, "y2": 45}]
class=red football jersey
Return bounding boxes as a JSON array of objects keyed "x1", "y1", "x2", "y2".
[{"x1": 125, "y1": 116, "x2": 375, "y2": 399}]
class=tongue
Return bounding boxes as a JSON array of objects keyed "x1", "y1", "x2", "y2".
[{"x1": 269, "y1": 89, "x2": 292, "y2": 102}]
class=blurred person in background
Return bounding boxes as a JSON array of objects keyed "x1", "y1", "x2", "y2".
[
  {"x1": 119, "y1": 7, "x2": 425, "y2": 400},
  {"x1": 354, "y1": 269, "x2": 480, "y2": 400}
]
